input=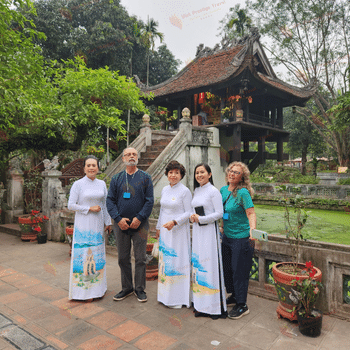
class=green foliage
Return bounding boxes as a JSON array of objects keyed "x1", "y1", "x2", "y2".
[
  {"x1": 279, "y1": 195, "x2": 309, "y2": 267},
  {"x1": 27, "y1": 0, "x2": 179, "y2": 87},
  {"x1": 251, "y1": 164, "x2": 319, "y2": 184},
  {"x1": 218, "y1": 5, "x2": 252, "y2": 39},
  {"x1": 338, "y1": 178, "x2": 350, "y2": 185},
  {"x1": 247, "y1": 0, "x2": 350, "y2": 166},
  {"x1": 23, "y1": 169, "x2": 43, "y2": 213}
]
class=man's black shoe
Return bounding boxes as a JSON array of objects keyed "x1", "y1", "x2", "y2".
[
  {"x1": 134, "y1": 290, "x2": 147, "y2": 302},
  {"x1": 113, "y1": 289, "x2": 134, "y2": 301},
  {"x1": 226, "y1": 294, "x2": 237, "y2": 306},
  {"x1": 228, "y1": 304, "x2": 249, "y2": 319}
]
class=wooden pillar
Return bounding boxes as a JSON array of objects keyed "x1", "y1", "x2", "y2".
[
  {"x1": 258, "y1": 135, "x2": 266, "y2": 165},
  {"x1": 245, "y1": 102, "x2": 250, "y2": 123},
  {"x1": 177, "y1": 105, "x2": 181, "y2": 128},
  {"x1": 277, "y1": 137, "x2": 283, "y2": 161},
  {"x1": 271, "y1": 108, "x2": 276, "y2": 127},
  {"x1": 230, "y1": 124, "x2": 242, "y2": 162},
  {"x1": 220, "y1": 99, "x2": 225, "y2": 123},
  {"x1": 244, "y1": 141, "x2": 249, "y2": 153},
  {"x1": 278, "y1": 107, "x2": 283, "y2": 129}
]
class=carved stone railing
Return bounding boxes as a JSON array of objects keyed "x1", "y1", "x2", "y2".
[
  {"x1": 147, "y1": 129, "x2": 188, "y2": 187},
  {"x1": 249, "y1": 235, "x2": 350, "y2": 320},
  {"x1": 191, "y1": 127, "x2": 213, "y2": 146}
]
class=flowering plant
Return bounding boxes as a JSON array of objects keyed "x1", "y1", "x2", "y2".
[
  {"x1": 19, "y1": 210, "x2": 49, "y2": 236},
  {"x1": 290, "y1": 261, "x2": 323, "y2": 318}
]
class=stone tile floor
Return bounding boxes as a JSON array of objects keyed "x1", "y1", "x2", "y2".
[{"x1": 0, "y1": 231, "x2": 349, "y2": 350}]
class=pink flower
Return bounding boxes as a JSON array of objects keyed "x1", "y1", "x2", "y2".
[{"x1": 314, "y1": 287, "x2": 319, "y2": 294}]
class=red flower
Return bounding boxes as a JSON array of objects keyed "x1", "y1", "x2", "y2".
[
  {"x1": 34, "y1": 227, "x2": 41, "y2": 232},
  {"x1": 295, "y1": 276, "x2": 300, "y2": 281},
  {"x1": 305, "y1": 261, "x2": 313, "y2": 270},
  {"x1": 31, "y1": 210, "x2": 40, "y2": 216},
  {"x1": 309, "y1": 269, "x2": 316, "y2": 278},
  {"x1": 43, "y1": 216, "x2": 49, "y2": 220}
]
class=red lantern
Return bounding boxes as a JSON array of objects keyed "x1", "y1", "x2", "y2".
[{"x1": 198, "y1": 92, "x2": 205, "y2": 104}]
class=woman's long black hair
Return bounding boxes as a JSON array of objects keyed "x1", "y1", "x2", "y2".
[{"x1": 193, "y1": 163, "x2": 214, "y2": 188}]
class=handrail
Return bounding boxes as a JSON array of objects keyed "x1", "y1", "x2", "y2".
[{"x1": 147, "y1": 129, "x2": 188, "y2": 187}]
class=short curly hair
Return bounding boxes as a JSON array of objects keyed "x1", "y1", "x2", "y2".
[{"x1": 165, "y1": 160, "x2": 186, "y2": 179}]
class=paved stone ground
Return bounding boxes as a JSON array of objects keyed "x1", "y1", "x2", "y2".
[{"x1": 0, "y1": 231, "x2": 350, "y2": 350}]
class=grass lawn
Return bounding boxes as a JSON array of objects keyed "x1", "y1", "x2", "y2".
[{"x1": 255, "y1": 204, "x2": 350, "y2": 245}]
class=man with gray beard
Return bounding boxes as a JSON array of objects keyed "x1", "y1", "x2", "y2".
[{"x1": 107, "y1": 148, "x2": 154, "y2": 302}]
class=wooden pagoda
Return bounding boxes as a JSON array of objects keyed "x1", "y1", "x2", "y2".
[{"x1": 137, "y1": 28, "x2": 316, "y2": 172}]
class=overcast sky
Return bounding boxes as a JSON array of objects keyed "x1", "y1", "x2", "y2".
[{"x1": 120, "y1": 0, "x2": 240, "y2": 69}]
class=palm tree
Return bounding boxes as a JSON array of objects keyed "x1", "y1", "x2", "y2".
[
  {"x1": 140, "y1": 16, "x2": 164, "y2": 87},
  {"x1": 226, "y1": 6, "x2": 252, "y2": 37}
]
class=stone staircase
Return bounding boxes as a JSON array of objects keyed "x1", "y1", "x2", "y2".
[{"x1": 138, "y1": 134, "x2": 175, "y2": 171}]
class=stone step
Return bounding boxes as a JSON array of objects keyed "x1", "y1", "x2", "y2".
[
  {"x1": 151, "y1": 138, "x2": 173, "y2": 147},
  {"x1": 138, "y1": 159, "x2": 153, "y2": 166},
  {"x1": 138, "y1": 165, "x2": 149, "y2": 171},
  {"x1": 141, "y1": 152, "x2": 162, "y2": 160},
  {"x1": 146, "y1": 145, "x2": 167, "y2": 152},
  {"x1": 0, "y1": 224, "x2": 21, "y2": 237}
]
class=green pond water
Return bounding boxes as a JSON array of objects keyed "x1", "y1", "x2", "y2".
[{"x1": 255, "y1": 204, "x2": 350, "y2": 245}]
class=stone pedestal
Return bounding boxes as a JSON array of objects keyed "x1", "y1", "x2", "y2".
[
  {"x1": 140, "y1": 114, "x2": 152, "y2": 148},
  {"x1": 5, "y1": 168, "x2": 24, "y2": 224},
  {"x1": 179, "y1": 107, "x2": 193, "y2": 142},
  {"x1": 42, "y1": 170, "x2": 67, "y2": 241}
]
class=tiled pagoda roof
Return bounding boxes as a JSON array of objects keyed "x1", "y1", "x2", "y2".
[{"x1": 138, "y1": 29, "x2": 316, "y2": 102}]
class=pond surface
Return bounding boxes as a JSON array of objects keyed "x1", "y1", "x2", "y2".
[{"x1": 255, "y1": 204, "x2": 350, "y2": 245}]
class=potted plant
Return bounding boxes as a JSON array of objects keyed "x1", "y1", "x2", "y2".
[
  {"x1": 272, "y1": 196, "x2": 322, "y2": 321},
  {"x1": 146, "y1": 236, "x2": 158, "y2": 281},
  {"x1": 65, "y1": 225, "x2": 74, "y2": 255},
  {"x1": 289, "y1": 261, "x2": 323, "y2": 337},
  {"x1": 36, "y1": 226, "x2": 47, "y2": 244},
  {"x1": 19, "y1": 210, "x2": 49, "y2": 242}
]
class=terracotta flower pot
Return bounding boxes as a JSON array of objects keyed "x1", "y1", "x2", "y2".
[
  {"x1": 272, "y1": 262, "x2": 322, "y2": 321},
  {"x1": 18, "y1": 215, "x2": 42, "y2": 242},
  {"x1": 65, "y1": 225, "x2": 74, "y2": 256},
  {"x1": 146, "y1": 242, "x2": 158, "y2": 281}
]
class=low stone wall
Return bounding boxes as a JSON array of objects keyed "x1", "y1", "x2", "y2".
[
  {"x1": 317, "y1": 172, "x2": 350, "y2": 185},
  {"x1": 249, "y1": 235, "x2": 350, "y2": 320},
  {"x1": 252, "y1": 183, "x2": 350, "y2": 210}
]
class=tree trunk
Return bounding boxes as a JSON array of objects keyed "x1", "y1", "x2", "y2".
[
  {"x1": 301, "y1": 144, "x2": 308, "y2": 175},
  {"x1": 147, "y1": 51, "x2": 149, "y2": 87}
]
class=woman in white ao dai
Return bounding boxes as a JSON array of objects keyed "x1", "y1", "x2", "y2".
[
  {"x1": 190, "y1": 163, "x2": 227, "y2": 319},
  {"x1": 156, "y1": 161, "x2": 192, "y2": 308}
]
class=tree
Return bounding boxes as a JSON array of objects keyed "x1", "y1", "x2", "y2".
[
  {"x1": 148, "y1": 44, "x2": 181, "y2": 85},
  {"x1": 1, "y1": 0, "x2": 149, "y2": 182},
  {"x1": 140, "y1": 17, "x2": 164, "y2": 87},
  {"x1": 218, "y1": 5, "x2": 252, "y2": 39},
  {"x1": 284, "y1": 107, "x2": 326, "y2": 174},
  {"x1": 247, "y1": 0, "x2": 350, "y2": 166}
]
